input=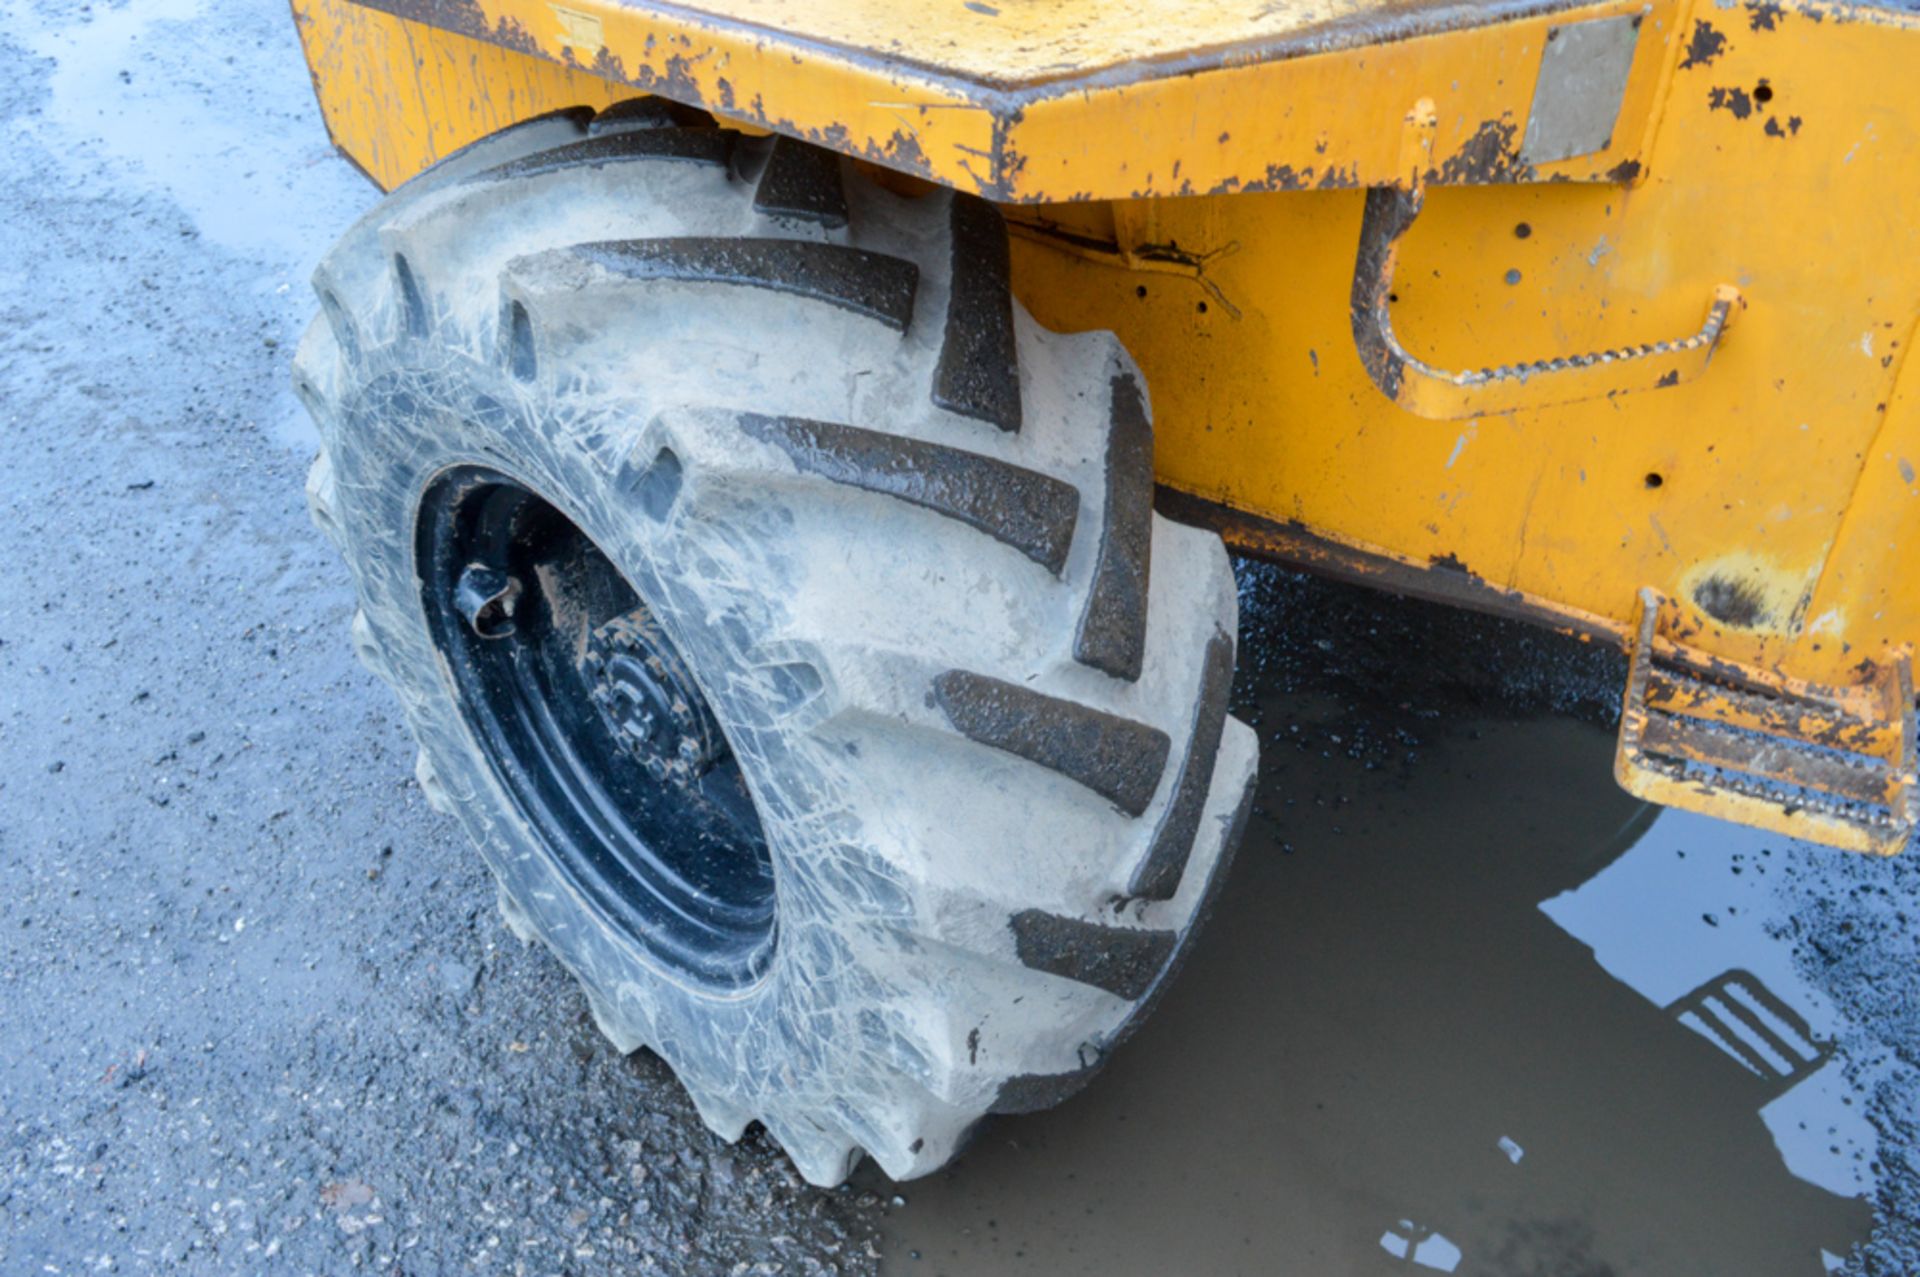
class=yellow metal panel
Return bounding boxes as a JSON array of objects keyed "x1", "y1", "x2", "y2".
[
  {"x1": 312, "y1": 0, "x2": 1671, "y2": 199},
  {"x1": 1007, "y1": 3, "x2": 1920, "y2": 694},
  {"x1": 997, "y1": 0, "x2": 1674, "y2": 199},
  {"x1": 1794, "y1": 320, "x2": 1920, "y2": 675},
  {"x1": 291, "y1": 0, "x2": 627, "y2": 190},
  {"x1": 432, "y1": 0, "x2": 1612, "y2": 84}
]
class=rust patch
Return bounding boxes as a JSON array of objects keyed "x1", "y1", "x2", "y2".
[
  {"x1": 354, "y1": 0, "x2": 539, "y2": 53},
  {"x1": 1154, "y1": 487, "x2": 1620, "y2": 647},
  {"x1": 1763, "y1": 115, "x2": 1804, "y2": 138},
  {"x1": 1681, "y1": 19, "x2": 1729, "y2": 69},
  {"x1": 1607, "y1": 158, "x2": 1643, "y2": 184},
  {"x1": 1349, "y1": 186, "x2": 1421, "y2": 403},
  {"x1": 1708, "y1": 86, "x2": 1754, "y2": 119},
  {"x1": 873, "y1": 128, "x2": 933, "y2": 178},
  {"x1": 1747, "y1": 1, "x2": 1785, "y2": 31},
  {"x1": 1692, "y1": 575, "x2": 1772, "y2": 628},
  {"x1": 1433, "y1": 118, "x2": 1532, "y2": 186},
  {"x1": 592, "y1": 46, "x2": 626, "y2": 80}
]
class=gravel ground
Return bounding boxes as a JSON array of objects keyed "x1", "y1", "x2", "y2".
[
  {"x1": 0, "y1": 3, "x2": 876, "y2": 1272},
  {"x1": 1, "y1": 3, "x2": 1915, "y2": 1275}
]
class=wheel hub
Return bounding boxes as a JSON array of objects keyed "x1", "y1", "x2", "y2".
[
  {"x1": 416, "y1": 465, "x2": 776, "y2": 990},
  {"x1": 585, "y1": 610, "x2": 728, "y2": 785}
]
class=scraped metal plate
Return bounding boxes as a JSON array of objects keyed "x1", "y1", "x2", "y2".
[{"x1": 1521, "y1": 13, "x2": 1643, "y2": 165}]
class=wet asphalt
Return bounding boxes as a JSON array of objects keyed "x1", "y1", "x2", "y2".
[{"x1": 1, "y1": 3, "x2": 1916, "y2": 1275}]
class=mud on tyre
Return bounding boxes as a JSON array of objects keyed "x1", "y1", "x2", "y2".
[{"x1": 295, "y1": 102, "x2": 1259, "y2": 1185}]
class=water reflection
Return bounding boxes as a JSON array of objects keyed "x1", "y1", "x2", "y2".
[
  {"x1": 1543, "y1": 809, "x2": 1881, "y2": 1204},
  {"x1": 867, "y1": 692, "x2": 1873, "y2": 1274}
]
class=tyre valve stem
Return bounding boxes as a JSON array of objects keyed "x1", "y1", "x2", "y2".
[{"x1": 454, "y1": 563, "x2": 523, "y2": 639}]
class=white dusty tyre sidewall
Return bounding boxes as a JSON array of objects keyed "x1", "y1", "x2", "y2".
[{"x1": 324, "y1": 352, "x2": 953, "y2": 1185}]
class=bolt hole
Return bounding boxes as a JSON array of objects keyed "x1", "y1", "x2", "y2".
[
  {"x1": 1504, "y1": 269, "x2": 1522, "y2": 286},
  {"x1": 1135, "y1": 284, "x2": 1148, "y2": 299},
  {"x1": 1515, "y1": 222, "x2": 1532, "y2": 239},
  {"x1": 1196, "y1": 300, "x2": 1209, "y2": 315},
  {"x1": 1645, "y1": 472, "x2": 1665, "y2": 489},
  {"x1": 1387, "y1": 292, "x2": 1400, "y2": 304},
  {"x1": 1754, "y1": 82, "x2": 1775, "y2": 104}
]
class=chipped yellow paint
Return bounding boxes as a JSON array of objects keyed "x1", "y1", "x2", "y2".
[
  {"x1": 291, "y1": 0, "x2": 627, "y2": 190},
  {"x1": 1795, "y1": 313, "x2": 1920, "y2": 679},
  {"x1": 296, "y1": 0, "x2": 1675, "y2": 200},
  {"x1": 549, "y1": 6, "x2": 605, "y2": 57},
  {"x1": 1674, "y1": 552, "x2": 1825, "y2": 636},
  {"x1": 293, "y1": 0, "x2": 1920, "y2": 847},
  {"x1": 1617, "y1": 591, "x2": 1916, "y2": 855}
]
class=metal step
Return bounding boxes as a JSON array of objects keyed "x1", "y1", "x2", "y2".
[{"x1": 1615, "y1": 590, "x2": 1916, "y2": 855}]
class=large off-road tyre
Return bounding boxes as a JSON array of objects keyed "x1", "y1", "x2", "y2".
[{"x1": 295, "y1": 103, "x2": 1258, "y2": 1185}]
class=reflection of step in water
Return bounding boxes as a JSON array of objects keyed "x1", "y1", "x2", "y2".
[
  {"x1": 1540, "y1": 808, "x2": 1879, "y2": 1201},
  {"x1": 1669, "y1": 968, "x2": 1829, "y2": 1090}
]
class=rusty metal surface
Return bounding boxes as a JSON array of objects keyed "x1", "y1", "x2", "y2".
[
  {"x1": 1169, "y1": 485, "x2": 1919, "y2": 854},
  {"x1": 1616, "y1": 590, "x2": 1918, "y2": 855},
  {"x1": 349, "y1": 0, "x2": 1598, "y2": 86},
  {"x1": 1155, "y1": 485, "x2": 1625, "y2": 646},
  {"x1": 303, "y1": 0, "x2": 1677, "y2": 199}
]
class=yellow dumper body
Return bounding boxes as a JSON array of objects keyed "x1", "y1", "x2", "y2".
[{"x1": 292, "y1": 0, "x2": 1920, "y2": 853}]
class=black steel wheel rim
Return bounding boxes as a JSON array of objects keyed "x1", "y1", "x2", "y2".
[{"x1": 417, "y1": 464, "x2": 776, "y2": 990}]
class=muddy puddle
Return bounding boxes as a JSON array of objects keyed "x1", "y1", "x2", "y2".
[{"x1": 862, "y1": 635, "x2": 1881, "y2": 1275}]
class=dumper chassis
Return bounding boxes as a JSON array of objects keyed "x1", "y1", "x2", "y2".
[{"x1": 291, "y1": 0, "x2": 1920, "y2": 1182}]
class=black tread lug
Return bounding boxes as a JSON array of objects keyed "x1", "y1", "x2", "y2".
[
  {"x1": 993, "y1": 763, "x2": 1256, "y2": 1115},
  {"x1": 992, "y1": 1062, "x2": 1103, "y2": 1115},
  {"x1": 932, "y1": 671, "x2": 1169, "y2": 817},
  {"x1": 932, "y1": 195, "x2": 1022, "y2": 433},
  {"x1": 317, "y1": 287, "x2": 361, "y2": 365},
  {"x1": 465, "y1": 128, "x2": 734, "y2": 184},
  {"x1": 1009, "y1": 909, "x2": 1175, "y2": 1001},
  {"x1": 589, "y1": 97, "x2": 715, "y2": 134},
  {"x1": 752, "y1": 136, "x2": 850, "y2": 228},
  {"x1": 574, "y1": 238, "x2": 918, "y2": 332},
  {"x1": 408, "y1": 106, "x2": 591, "y2": 186},
  {"x1": 1073, "y1": 373, "x2": 1154, "y2": 682},
  {"x1": 739, "y1": 414, "x2": 1077, "y2": 573},
  {"x1": 1127, "y1": 629, "x2": 1234, "y2": 900}
]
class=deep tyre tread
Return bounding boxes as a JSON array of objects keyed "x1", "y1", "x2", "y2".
[
  {"x1": 1129, "y1": 628, "x2": 1236, "y2": 900},
  {"x1": 932, "y1": 195, "x2": 1023, "y2": 433},
  {"x1": 297, "y1": 101, "x2": 1257, "y2": 1186},
  {"x1": 736, "y1": 412, "x2": 1079, "y2": 573},
  {"x1": 752, "y1": 136, "x2": 850, "y2": 228},
  {"x1": 587, "y1": 96, "x2": 713, "y2": 135},
  {"x1": 1074, "y1": 373, "x2": 1155, "y2": 682},
  {"x1": 563, "y1": 238, "x2": 918, "y2": 331},
  {"x1": 932, "y1": 670, "x2": 1171, "y2": 817},
  {"x1": 466, "y1": 128, "x2": 735, "y2": 184}
]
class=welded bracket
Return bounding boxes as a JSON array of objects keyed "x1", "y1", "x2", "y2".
[
  {"x1": 1615, "y1": 589, "x2": 1917, "y2": 855},
  {"x1": 1350, "y1": 101, "x2": 1743, "y2": 421}
]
